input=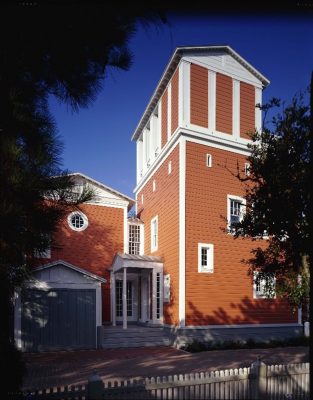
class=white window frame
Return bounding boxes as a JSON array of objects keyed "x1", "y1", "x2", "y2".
[
  {"x1": 141, "y1": 194, "x2": 144, "y2": 204},
  {"x1": 151, "y1": 215, "x2": 158, "y2": 252},
  {"x1": 227, "y1": 195, "x2": 246, "y2": 233},
  {"x1": 198, "y1": 243, "x2": 214, "y2": 273},
  {"x1": 253, "y1": 271, "x2": 276, "y2": 299},
  {"x1": 153, "y1": 179, "x2": 156, "y2": 192},
  {"x1": 67, "y1": 211, "x2": 88, "y2": 232},
  {"x1": 244, "y1": 162, "x2": 250, "y2": 176},
  {"x1": 206, "y1": 153, "x2": 212, "y2": 168}
]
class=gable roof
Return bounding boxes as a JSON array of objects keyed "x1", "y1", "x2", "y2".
[
  {"x1": 33, "y1": 260, "x2": 107, "y2": 282},
  {"x1": 131, "y1": 45, "x2": 270, "y2": 141},
  {"x1": 69, "y1": 172, "x2": 135, "y2": 210}
]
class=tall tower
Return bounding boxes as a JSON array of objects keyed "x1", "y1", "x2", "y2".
[{"x1": 132, "y1": 46, "x2": 299, "y2": 339}]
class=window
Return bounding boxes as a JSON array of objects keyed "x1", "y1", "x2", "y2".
[
  {"x1": 244, "y1": 163, "x2": 250, "y2": 176},
  {"x1": 128, "y1": 224, "x2": 141, "y2": 255},
  {"x1": 153, "y1": 179, "x2": 156, "y2": 192},
  {"x1": 206, "y1": 154, "x2": 212, "y2": 168},
  {"x1": 253, "y1": 272, "x2": 276, "y2": 299},
  {"x1": 141, "y1": 194, "x2": 144, "y2": 204},
  {"x1": 227, "y1": 195, "x2": 246, "y2": 233},
  {"x1": 168, "y1": 161, "x2": 172, "y2": 174},
  {"x1": 68, "y1": 211, "x2": 88, "y2": 231},
  {"x1": 198, "y1": 243, "x2": 214, "y2": 273},
  {"x1": 151, "y1": 216, "x2": 158, "y2": 252}
]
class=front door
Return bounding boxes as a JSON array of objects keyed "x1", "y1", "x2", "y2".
[{"x1": 116, "y1": 279, "x2": 138, "y2": 322}]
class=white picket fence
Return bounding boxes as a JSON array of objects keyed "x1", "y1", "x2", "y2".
[{"x1": 24, "y1": 360, "x2": 309, "y2": 400}]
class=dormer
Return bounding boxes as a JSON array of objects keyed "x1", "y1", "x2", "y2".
[{"x1": 132, "y1": 45, "x2": 269, "y2": 185}]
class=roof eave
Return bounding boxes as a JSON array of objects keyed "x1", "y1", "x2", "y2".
[{"x1": 131, "y1": 45, "x2": 270, "y2": 142}]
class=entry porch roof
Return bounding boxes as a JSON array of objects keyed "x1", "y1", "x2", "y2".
[{"x1": 112, "y1": 252, "x2": 163, "y2": 273}]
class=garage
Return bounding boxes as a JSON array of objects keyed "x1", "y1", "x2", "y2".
[
  {"x1": 15, "y1": 260, "x2": 105, "y2": 352},
  {"x1": 22, "y1": 288, "x2": 96, "y2": 352}
]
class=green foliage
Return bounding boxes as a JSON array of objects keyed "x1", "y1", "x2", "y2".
[
  {"x1": 233, "y1": 91, "x2": 311, "y2": 314},
  {"x1": 182, "y1": 336, "x2": 310, "y2": 353},
  {"x1": 0, "y1": 3, "x2": 166, "y2": 395}
]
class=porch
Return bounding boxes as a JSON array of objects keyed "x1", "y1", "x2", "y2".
[{"x1": 110, "y1": 253, "x2": 164, "y2": 329}]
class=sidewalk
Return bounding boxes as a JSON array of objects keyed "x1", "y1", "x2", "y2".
[{"x1": 22, "y1": 345, "x2": 309, "y2": 391}]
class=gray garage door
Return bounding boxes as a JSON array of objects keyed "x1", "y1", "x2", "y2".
[{"x1": 21, "y1": 288, "x2": 96, "y2": 352}]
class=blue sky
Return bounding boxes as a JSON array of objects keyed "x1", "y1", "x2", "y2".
[{"x1": 50, "y1": 12, "x2": 313, "y2": 198}]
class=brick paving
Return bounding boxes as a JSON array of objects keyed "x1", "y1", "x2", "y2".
[{"x1": 22, "y1": 346, "x2": 309, "y2": 391}]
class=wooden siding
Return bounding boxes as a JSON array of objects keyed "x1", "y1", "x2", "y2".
[
  {"x1": 190, "y1": 63, "x2": 208, "y2": 128},
  {"x1": 216, "y1": 73, "x2": 232, "y2": 134},
  {"x1": 161, "y1": 89, "x2": 168, "y2": 148},
  {"x1": 137, "y1": 145, "x2": 180, "y2": 325},
  {"x1": 240, "y1": 82, "x2": 256, "y2": 139},
  {"x1": 171, "y1": 68, "x2": 179, "y2": 135},
  {"x1": 185, "y1": 141, "x2": 297, "y2": 326},
  {"x1": 36, "y1": 203, "x2": 124, "y2": 323}
]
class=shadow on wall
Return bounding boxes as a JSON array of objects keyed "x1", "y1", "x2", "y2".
[{"x1": 166, "y1": 298, "x2": 302, "y2": 347}]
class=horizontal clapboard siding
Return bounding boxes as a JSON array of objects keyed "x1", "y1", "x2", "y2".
[
  {"x1": 240, "y1": 82, "x2": 255, "y2": 139},
  {"x1": 185, "y1": 141, "x2": 297, "y2": 326},
  {"x1": 190, "y1": 63, "x2": 208, "y2": 128},
  {"x1": 216, "y1": 72, "x2": 232, "y2": 134}
]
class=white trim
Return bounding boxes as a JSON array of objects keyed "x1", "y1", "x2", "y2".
[
  {"x1": 86, "y1": 200, "x2": 128, "y2": 209},
  {"x1": 134, "y1": 128, "x2": 251, "y2": 194},
  {"x1": 184, "y1": 131, "x2": 251, "y2": 156},
  {"x1": 227, "y1": 194, "x2": 246, "y2": 232},
  {"x1": 233, "y1": 79, "x2": 240, "y2": 139},
  {"x1": 208, "y1": 70, "x2": 216, "y2": 131},
  {"x1": 179, "y1": 137, "x2": 186, "y2": 327},
  {"x1": 131, "y1": 45, "x2": 269, "y2": 142},
  {"x1": 206, "y1": 153, "x2": 212, "y2": 168},
  {"x1": 184, "y1": 56, "x2": 264, "y2": 90},
  {"x1": 123, "y1": 206, "x2": 128, "y2": 253},
  {"x1": 167, "y1": 82, "x2": 172, "y2": 141},
  {"x1": 152, "y1": 179, "x2": 156, "y2": 192},
  {"x1": 255, "y1": 87, "x2": 262, "y2": 132},
  {"x1": 187, "y1": 123, "x2": 252, "y2": 147},
  {"x1": 180, "y1": 60, "x2": 190, "y2": 127},
  {"x1": 198, "y1": 243, "x2": 214, "y2": 273},
  {"x1": 134, "y1": 135, "x2": 180, "y2": 194},
  {"x1": 69, "y1": 172, "x2": 134, "y2": 205},
  {"x1": 150, "y1": 215, "x2": 158, "y2": 253},
  {"x1": 163, "y1": 323, "x2": 301, "y2": 329},
  {"x1": 140, "y1": 224, "x2": 144, "y2": 256},
  {"x1": 67, "y1": 211, "x2": 88, "y2": 232}
]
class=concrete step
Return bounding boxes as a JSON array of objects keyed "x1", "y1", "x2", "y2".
[
  {"x1": 99, "y1": 325, "x2": 172, "y2": 349},
  {"x1": 100, "y1": 340, "x2": 171, "y2": 349}
]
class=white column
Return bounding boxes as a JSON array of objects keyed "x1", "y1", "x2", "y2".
[
  {"x1": 122, "y1": 267, "x2": 127, "y2": 329},
  {"x1": 255, "y1": 87, "x2": 262, "y2": 132},
  {"x1": 159, "y1": 271, "x2": 163, "y2": 324},
  {"x1": 179, "y1": 60, "x2": 190, "y2": 128},
  {"x1": 111, "y1": 273, "x2": 116, "y2": 326},
  {"x1": 208, "y1": 70, "x2": 216, "y2": 132},
  {"x1": 152, "y1": 269, "x2": 157, "y2": 324}
]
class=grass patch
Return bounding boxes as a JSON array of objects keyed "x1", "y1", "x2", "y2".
[{"x1": 181, "y1": 336, "x2": 310, "y2": 353}]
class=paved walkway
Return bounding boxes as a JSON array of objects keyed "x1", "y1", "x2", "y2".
[{"x1": 22, "y1": 346, "x2": 309, "y2": 391}]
